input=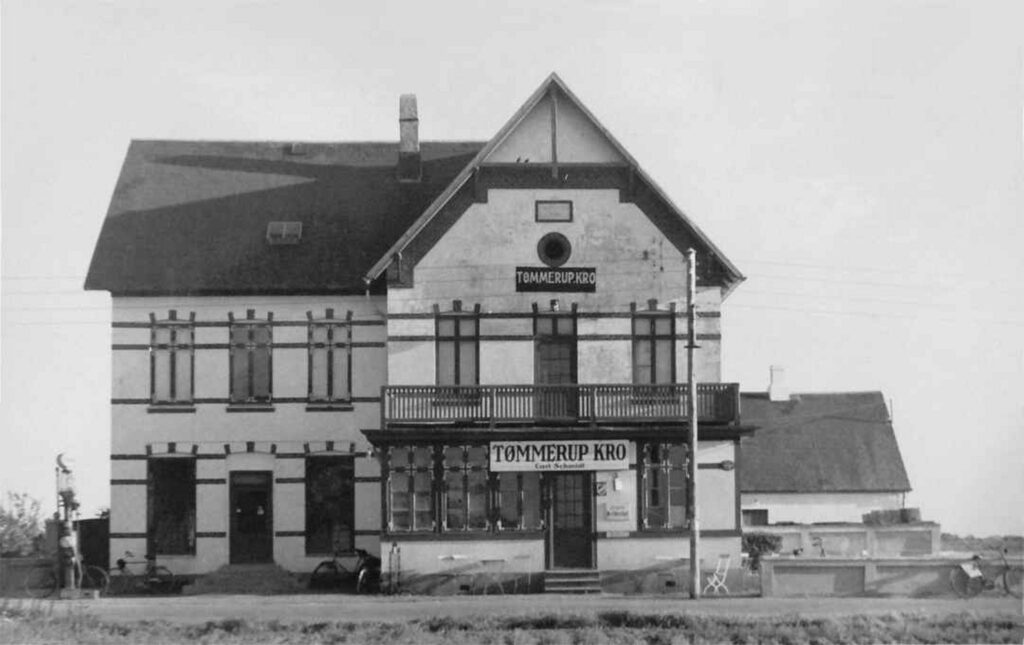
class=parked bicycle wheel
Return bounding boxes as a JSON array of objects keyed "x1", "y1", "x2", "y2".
[
  {"x1": 356, "y1": 567, "x2": 380, "y2": 594},
  {"x1": 309, "y1": 561, "x2": 344, "y2": 590},
  {"x1": 23, "y1": 568, "x2": 58, "y2": 599},
  {"x1": 950, "y1": 566, "x2": 984, "y2": 598},
  {"x1": 107, "y1": 569, "x2": 134, "y2": 595},
  {"x1": 81, "y1": 565, "x2": 110, "y2": 596},
  {"x1": 146, "y1": 566, "x2": 175, "y2": 594},
  {"x1": 1003, "y1": 566, "x2": 1023, "y2": 599}
]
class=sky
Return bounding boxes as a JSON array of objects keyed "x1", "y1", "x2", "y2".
[{"x1": 1, "y1": 0, "x2": 1022, "y2": 536}]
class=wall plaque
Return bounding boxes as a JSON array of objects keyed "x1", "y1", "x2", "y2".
[{"x1": 515, "y1": 267, "x2": 596, "y2": 292}]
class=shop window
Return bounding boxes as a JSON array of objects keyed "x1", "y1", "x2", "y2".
[
  {"x1": 632, "y1": 309, "x2": 675, "y2": 386},
  {"x1": 640, "y1": 443, "x2": 687, "y2": 530},
  {"x1": 229, "y1": 311, "x2": 272, "y2": 404},
  {"x1": 148, "y1": 458, "x2": 195, "y2": 555},
  {"x1": 495, "y1": 471, "x2": 542, "y2": 531},
  {"x1": 308, "y1": 310, "x2": 351, "y2": 404},
  {"x1": 387, "y1": 446, "x2": 435, "y2": 532},
  {"x1": 150, "y1": 311, "x2": 194, "y2": 405},
  {"x1": 305, "y1": 457, "x2": 355, "y2": 554},
  {"x1": 436, "y1": 304, "x2": 479, "y2": 389},
  {"x1": 443, "y1": 445, "x2": 489, "y2": 531}
]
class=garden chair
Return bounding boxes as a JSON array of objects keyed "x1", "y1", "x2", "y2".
[{"x1": 703, "y1": 553, "x2": 731, "y2": 595}]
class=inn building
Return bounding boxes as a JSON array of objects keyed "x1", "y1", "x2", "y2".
[{"x1": 85, "y1": 74, "x2": 756, "y2": 592}]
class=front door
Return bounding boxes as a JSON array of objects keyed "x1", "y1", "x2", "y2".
[
  {"x1": 548, "y1": 472, "x2": 594, "y2": 569},
  {"x1": 535, "y1": 315, "x2": 577, "y2": 418},
  {"x1": 229, "y1": 471, "x2": 273, "y2": 564}
]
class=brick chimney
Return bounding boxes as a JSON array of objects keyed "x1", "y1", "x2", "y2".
[
  {"x1": 768, "y1": 365, "x2": 789, "y2": 402},
  {"x1": 398, "y1": 94, "x2": 421, "y2": 182}
]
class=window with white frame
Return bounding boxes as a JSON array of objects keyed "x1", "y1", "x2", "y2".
[
  {"x1": 639, "y1": 442, "x2": 688, "y2": 530},
  {"x1": 150, "y1": 311, "x2": 194, "y2": 405},
  {"x1": 387, "y1": 446, "x2": 435, "y2": 532}
]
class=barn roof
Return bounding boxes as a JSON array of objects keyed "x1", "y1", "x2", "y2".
[{"x1": 739, "y1": 391, "x2": 911, "y2": 493}]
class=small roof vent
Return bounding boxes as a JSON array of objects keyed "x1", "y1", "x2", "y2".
[{"x1": 266, "y1": 221, "x2": 302, "y2": 245}]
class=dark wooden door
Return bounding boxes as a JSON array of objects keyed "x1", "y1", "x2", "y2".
[
  {"x1": 548, "y1": 473, "x2": 593, "y2": 569},
  {"x1": 230, "y1": 471, "x2": 273, "y2": 564}
]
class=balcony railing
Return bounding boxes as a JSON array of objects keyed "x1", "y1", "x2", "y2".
[{"x1": 382, "y1": 383, "x2": 740, "y2": 426}]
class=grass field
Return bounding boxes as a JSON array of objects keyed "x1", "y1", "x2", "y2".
[{"x1": 2, "y1": 598, "x2": 1022, "y2": 644}]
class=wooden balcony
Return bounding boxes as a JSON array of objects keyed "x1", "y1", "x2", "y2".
[{"x1": 382, "y1": 383, "x2": 740, "y2": 427}]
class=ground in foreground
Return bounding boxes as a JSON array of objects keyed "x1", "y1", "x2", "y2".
[{"x1": 1, "y1": 595, "x2": 1021, "y2": 644}]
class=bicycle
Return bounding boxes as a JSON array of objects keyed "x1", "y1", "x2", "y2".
[
  {"x1": 23, "y1": 555, "x2": 109, "y2": 599},
  {"x1": 107, "y1": 551, "x2": 175, "y2": 595},
  {"x1": 949, "y1": 549, "x2": 1022, "y2": 599},
  {"x1": 309, "y1": 548, "x2": 381, "y2": 594}
]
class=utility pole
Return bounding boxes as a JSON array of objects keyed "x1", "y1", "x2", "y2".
[{"x1": 686, "y1": 248, "x2": 700, "y2": 599}]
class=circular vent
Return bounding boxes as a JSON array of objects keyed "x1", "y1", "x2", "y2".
[{"x1": 537, "y1": 233, "x2": 571, "y2": 268}]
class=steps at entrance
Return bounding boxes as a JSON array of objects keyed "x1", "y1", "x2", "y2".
[
  {"x1": 185, "y1": 563, "x2": 304, "y2": 595},
  {"x1": 543, "y1": 569, "x2": 602, "y2": 594}
]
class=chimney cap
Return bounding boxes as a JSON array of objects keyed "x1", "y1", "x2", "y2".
[
  {"x1": 768, "y1": 365, "x2": 789, "y2": 402},
  {"x1": 399, "y1": 94, "x2": 418, "y2": 120}
]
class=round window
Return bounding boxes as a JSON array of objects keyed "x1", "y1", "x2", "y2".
[{"x1": 537, "y1": 232, "x2": 572, "y2": 268}]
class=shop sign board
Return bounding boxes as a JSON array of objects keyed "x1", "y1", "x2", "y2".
[
  {"x1": 489, "y1": 439, "x2": 629, "y2": 472},
  {"x1": 515, "y1": 267, "x2": 596, "y2": 292}
]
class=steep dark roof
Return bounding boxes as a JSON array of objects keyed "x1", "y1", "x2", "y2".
[
  {"x1": 739, "y1": 391, "x2": 911, "y2": 494},
  {"x1": 84, "y1": 140, "x2": 483, "y2": 295}
]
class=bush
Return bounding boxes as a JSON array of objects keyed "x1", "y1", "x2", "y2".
[
  {"x1": 0, "y1": 492, "x2": 43, "y2": 557},
  {"x1": 742, "y1": 532, "x2": 782, "y2": 571}
]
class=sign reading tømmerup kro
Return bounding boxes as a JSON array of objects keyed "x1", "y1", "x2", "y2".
[
  {"x1": 490, "y1": 440, "x2": 629, "y2": 471},
  {"x1": 515, "y1": 267, "x2": 596, "y2": 292}
]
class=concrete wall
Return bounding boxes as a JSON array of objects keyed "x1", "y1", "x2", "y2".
[
  {"x1": 759, "y1": 555, "x2": 1022, "y2": 597},
  {"x1": 741, "y1": 492, "x2": 905, "y2": 525},
  {"x1": 108, "y1": 295, "x2": 386, "y2": 575}
]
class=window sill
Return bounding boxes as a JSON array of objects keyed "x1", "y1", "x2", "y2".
[
  {"x1": 147, "y1": 404, "x2": 196, "y2": 414},
  {"x1": 226, "y1": 403, "x2": 276, "y2": 413},
  {"x1": 305, "y1": 402, "x2": 354, "y2": 412}
]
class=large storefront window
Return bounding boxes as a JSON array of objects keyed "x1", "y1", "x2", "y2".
[
  {"x1": 496, "y1": 472, "x2": 542, "y2": 531},
  {"x1": 640, "y1": 443, "x2": 687, "y2": 530},
  {"x1": 387, "y1": 446, "x2": 435, "y2": 532},
  {"x1": 305, "y1": 456, "x2": 355, "y2": 554},
  {"x1": 384, "y1": 445, "x2": 544, "y2": 534},
  {"x1": 443, "y1": 445, "x2": 489, "y2": 531},
  {"x1": 148, "y1": 458, "x2": 196, "y2": 554}
]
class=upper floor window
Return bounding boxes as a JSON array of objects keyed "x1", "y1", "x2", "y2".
[
  {"x1": 308, "y1": 309, "x2": 351, "y2": 404},
  {"x1": 632, "y1": 303, "x2": 675, "y2": 385},
  {"x1": 639, "y1": 442, "x2": 688, "y2": 530},
  {"x1": 150, "y1": 311, "x2": 194, "y2": 405},
  {"x1": 229, "y1": 310, "x2": 272, "y2": 405},
  {"x1": 436, "y1": 301, "x2": 479, "y2": 387}
]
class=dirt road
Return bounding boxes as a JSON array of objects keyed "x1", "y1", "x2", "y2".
[{"x1": 51, "y1": 594, "x2": 1024, "y2": 625}]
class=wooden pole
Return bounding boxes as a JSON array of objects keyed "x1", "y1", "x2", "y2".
[{"x1": 687, "y1": 248, "x2": 700, "y2": 599}]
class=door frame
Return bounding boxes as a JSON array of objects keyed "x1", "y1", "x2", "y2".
[
  {"x1": 229, "y1": 470, "x2": 274, "y2": 564},
  {"x1": 545, "y1": 472, "x2": 596, "y2": 570}
]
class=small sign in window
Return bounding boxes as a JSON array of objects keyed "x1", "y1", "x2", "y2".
[{"x1": 535, "y1": 200, "x2": 573, "y2": 222}]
